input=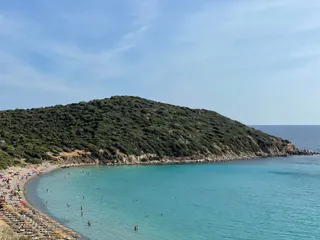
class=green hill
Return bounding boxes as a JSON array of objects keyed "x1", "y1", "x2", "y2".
[{"x1": 0, "y1": 96, "x2": 304, "y2": 169}]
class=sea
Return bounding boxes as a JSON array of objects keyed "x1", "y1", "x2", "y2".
[{"x1": 26, "y1": 126, "x2": 320, "y2": 240}]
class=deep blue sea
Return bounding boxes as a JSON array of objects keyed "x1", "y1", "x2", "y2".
[{"x1": 26, "y1": 126, "x2": 320, "y2": 240}]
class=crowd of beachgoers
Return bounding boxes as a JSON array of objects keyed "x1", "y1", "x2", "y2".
[{"x1": 0, "y1": 162, "x2": 95, "y2": 239}]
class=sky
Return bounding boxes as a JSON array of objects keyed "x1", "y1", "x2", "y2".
[{"x1": 0, "y1": 0, "x2": 320, "y2": 125}]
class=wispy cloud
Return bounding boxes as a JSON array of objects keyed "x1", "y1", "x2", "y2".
[
  {"x1": 0, "y1": 0, "x2": 319, "y2": 123},
  {"x1": 0, "y1": 0, "x2": 158, "y2": 93}
]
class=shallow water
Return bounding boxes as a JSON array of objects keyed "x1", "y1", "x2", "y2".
[{"x1": 26, "y1": 126, "x2": 320, "y2": 240}]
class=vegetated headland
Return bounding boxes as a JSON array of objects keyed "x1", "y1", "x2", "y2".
[{"x1": 0, "y1": 96, "x2": 317, "y2": 169}]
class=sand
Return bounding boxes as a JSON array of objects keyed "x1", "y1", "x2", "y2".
[{"x1": 0, "y1": 162, "x2": 85, "y2": 239}]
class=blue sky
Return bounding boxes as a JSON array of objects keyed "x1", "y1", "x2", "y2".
[{"x1": 0, "y1": 0, "x2": 320, "y2": 125}]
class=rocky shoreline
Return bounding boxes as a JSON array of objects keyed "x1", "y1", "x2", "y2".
[
  {"x1": 98, "y1": 149, "x2": 319, "y2": 166},
  {"x1": 49, "y1": 147, "x2": 319, "y2": 168}
]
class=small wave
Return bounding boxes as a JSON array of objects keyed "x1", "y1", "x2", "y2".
[{"x1": 268, "y1": 170, "x2": 320, "y2": 179}]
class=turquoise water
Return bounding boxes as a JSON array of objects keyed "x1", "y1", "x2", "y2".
[{"x1": 26, "y1": 126, "x2": 320, "y2": 240}]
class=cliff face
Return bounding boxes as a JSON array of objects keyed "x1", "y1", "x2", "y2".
[{"x1": 0, "y1": 96, "x2": 315, "y2": 169}]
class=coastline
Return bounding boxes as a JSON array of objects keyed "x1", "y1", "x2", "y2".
[
  {"x1": 22, "y1": 164, "x2": 59, "y2": 203},
  {"x1": 99, "y1": 149, "x2": 318, "y2": 166},
  {"x1": 0, "y1": 162, "x2": 96, "y2": 240},
  {"x1": 24, "y1": 165, "x2": 95, "y2": 240},
  {"x1": 0, "y1": 151, "x2": 318, "y2": 239}
]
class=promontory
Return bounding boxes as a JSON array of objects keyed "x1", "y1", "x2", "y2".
[{"x1": 0, "y1": 96, "x2": 314, "y2": 169}]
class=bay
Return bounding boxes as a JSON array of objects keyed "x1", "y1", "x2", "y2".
[{"x1": 26, "y1": 126, "x2": 320, "y2": 240}]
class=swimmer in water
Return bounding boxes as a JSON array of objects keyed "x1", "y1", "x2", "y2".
[
  {"x1": 81, "y1": 206, "x2": 83, "y2": 211},
  {"x1": 46, "y1": 201, "x2": 48, "y2": 206},
  {"x1": 88, "y1": 221, "x2": 91, "y2": 227},
  {"x1": 67, "y1": 204, "x2": 70, "y2": 208},
  {"x1": 81, "y1": 211, "x2": 83, "y2": 217},
  {"x1": 134, "y1": 225, "x2": 139, "y2": 231}
]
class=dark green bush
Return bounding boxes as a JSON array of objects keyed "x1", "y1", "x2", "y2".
[{"x1": 0, "y1": 96, "x2": 290, "y2": 168}]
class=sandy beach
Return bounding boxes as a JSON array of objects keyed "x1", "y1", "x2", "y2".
[{"x1": 0, "y1": 162, "x2": 95, "y2": 240}]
